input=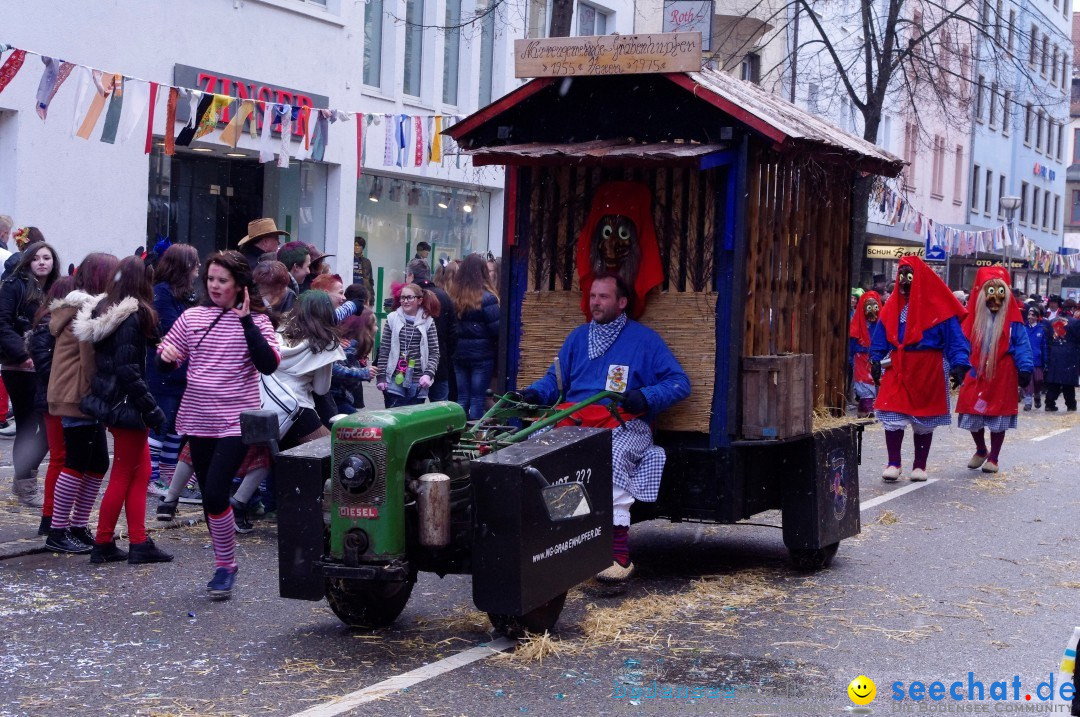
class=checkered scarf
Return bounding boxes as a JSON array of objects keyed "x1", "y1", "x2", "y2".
[{"x1": 587, "y1": 312, "x2": 627, "y2": 360}]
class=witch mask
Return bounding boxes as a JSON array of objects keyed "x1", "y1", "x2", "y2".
[
  {"x1": 590, "y1": 215, "x2": 641, "y2": 287},
  {"x1": 864, "y1": 298, "x2": 880, "y2": 322},
  {"x1": 983, "y1": 279, "x2": 1008, "y2": 313}
]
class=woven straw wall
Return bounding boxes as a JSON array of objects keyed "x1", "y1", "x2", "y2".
[{"x1": 517, "y1": 289, "x2": 716, "y2": 433}]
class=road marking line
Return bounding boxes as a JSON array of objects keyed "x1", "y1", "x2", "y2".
[
  {"x1": 860, "y1": 479, "x2": 938, "y2": 512},
  {"x1": 1032, "y1": 428, "x2": 1070, "y2": 442},
  {"x1": 290, "y1": 637, "x2": 516, "y2": 716}
]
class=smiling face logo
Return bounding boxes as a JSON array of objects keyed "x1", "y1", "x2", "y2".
[{"x1": 848, "y1": 675, "x2": 876, "y2": 706}]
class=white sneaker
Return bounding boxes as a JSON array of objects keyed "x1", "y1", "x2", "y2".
[
  {"x1": 882, "y1": 465, "x2": 901, "y2": 481},
  {"x1": 0, "y1": 420, "x2": 16, "y2": 437},
  {"x1": 909, "y1": 468, "x2": 928, "y2": 481}
]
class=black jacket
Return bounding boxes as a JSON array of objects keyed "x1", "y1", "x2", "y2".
[
  {"x1": 28, "y1": 318, "x2": 54, "y2": 413},
  {"x1": 73, "y1": 297, "x2": 165, "y2": 430},
  {"x1": 416, "y1": 279, "x2": 458, "y2": 386},
  {"x1": 453, "y1": 290, "x2": 499, "y2": 363},
  {"x1": 0, "y1": 272, "x2": 40, "y2": 365}
]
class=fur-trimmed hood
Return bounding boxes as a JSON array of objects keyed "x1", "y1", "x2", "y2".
[
  {"x1": 73, "y1": 296, "x2": 139, "y2": 343},
  {"x1": 49, "y1": 290, "x2": 102, "y2": 338}
]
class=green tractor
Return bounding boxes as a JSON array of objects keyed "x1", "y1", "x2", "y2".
[{"x1": 259, "y1": 392, "x2": 620, "y2": 634}]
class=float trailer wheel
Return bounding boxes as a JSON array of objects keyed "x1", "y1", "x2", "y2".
[{"x1": 325, "y1": 578, "x2": 415, "y2": 628}]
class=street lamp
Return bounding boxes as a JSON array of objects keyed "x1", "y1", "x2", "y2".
[{"x1": 1000, "y1": 195, "x2": 1021, "y2": 267}]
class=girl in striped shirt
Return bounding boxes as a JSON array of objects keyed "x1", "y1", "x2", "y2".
[{"x1": 158, "y1": 251, "x2": 279, "y2": 601}]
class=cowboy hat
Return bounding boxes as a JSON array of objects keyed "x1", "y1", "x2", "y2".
[{"x1": 238, "y1": 217, "x2": 289, "y2": 247}]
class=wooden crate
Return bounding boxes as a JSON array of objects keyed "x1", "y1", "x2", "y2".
[{"x1": 741, "y1": 354, "x2": 813, "y2": 440}]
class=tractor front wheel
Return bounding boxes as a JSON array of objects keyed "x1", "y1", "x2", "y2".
[
  {"x1": 487, "y1": 591, "x2": 567, "y2": 638},
  {"x1": 325, "y1": 578, "x2": 415, "y2": 629}
]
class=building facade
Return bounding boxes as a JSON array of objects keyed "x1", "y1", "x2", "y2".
[
  {"x1": 0, "y1": 0, "x2": 631, "y2": 303},
  {"x1": 965, "y1": 0, "x2": 1070, "y2": 295}
]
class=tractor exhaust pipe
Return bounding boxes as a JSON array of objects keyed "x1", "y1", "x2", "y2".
[{"x1": 417, "y1": 473, "x2": 451, "y2": 547}]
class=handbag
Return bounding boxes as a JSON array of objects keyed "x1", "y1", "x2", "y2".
[{"x1": 259, "y1": 372, "x2": 302, "y2": 437}]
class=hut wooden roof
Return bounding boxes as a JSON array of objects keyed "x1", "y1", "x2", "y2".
[{"x1": 446, "y1": 71, "x2": 904, "y2": 177}]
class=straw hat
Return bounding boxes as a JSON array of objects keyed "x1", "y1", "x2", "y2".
[{"x1": 238, "y1": 218, "x2": 289, "y2": 247}]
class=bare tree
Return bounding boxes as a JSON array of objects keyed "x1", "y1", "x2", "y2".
[{"x1": 704, "y1": 0, "x2": 1064, "y2": 285}]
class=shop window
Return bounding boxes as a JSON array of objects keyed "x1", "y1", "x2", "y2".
[
  {"x1": 264, "y1": 161, "x2": 329, "y2": 250},
  {"x1": 364, "y1": 0, "x2": 384, "y2": 88},
  {"x1": 355, "y1": 174, "x2": 490, "y2": 306},
  {"x1": 443, "y1": 0, "x2": 462, "y2": 106},
  {"x1": 403, "y1": 0, "x2": 425, "y2": 98},
  {"x1": 577, "y1": 2, "x2": 609, "y2": 35}
]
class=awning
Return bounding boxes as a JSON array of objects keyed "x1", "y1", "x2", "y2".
[{"x1": 464, "y1": 137, "x2": 732, "y2": 167}]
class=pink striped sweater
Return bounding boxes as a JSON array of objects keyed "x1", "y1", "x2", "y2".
[{"x1": 159, "y1": 307, "x2": 279, "y2": 437}]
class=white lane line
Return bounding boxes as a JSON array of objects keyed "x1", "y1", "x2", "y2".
[
  {"x1": 290, "y1": 637, "x2": 517, "y2": 717},
  {"x1": 1032, "y1": 428, "x2": 1071, "y2": 442},
  {"x1": 860, "y1": 478, "x2": 938, "y2": 512}
]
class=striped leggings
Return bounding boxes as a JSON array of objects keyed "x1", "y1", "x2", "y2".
[{"x1": 187, "y1": 436, "x2": 246, "y2": 569}]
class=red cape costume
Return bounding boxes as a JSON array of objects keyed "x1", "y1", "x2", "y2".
[
  {"x1": 956, "y1": 266, "x2": 1023, "y2": 417},
  {"x1": 575, "y1": 181, "x2": 663, "y2": 320},
  {"x1": 876, "y1": 256, "x2": 967, "y2": 416},
  {"x1": 849, "y1": 291, "x2": 882, "y2": 384}
]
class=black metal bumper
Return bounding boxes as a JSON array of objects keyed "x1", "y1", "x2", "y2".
[{"x1": 318, "y1": 560, "x2": 412, "y2": 583}]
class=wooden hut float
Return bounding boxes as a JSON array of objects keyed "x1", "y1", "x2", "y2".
[{"x1": 447, "y1": 68, "x2": 904, "y2": 567}]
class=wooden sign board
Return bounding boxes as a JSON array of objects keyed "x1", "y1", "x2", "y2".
[{"x1": 514, "y1": 32, "x2": 702, "y2": 78}]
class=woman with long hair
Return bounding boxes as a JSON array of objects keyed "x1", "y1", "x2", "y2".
[
  {"x1": 376, "y1": 283, "x2": 440, "y2": 408},
  {"x1": 28, "y1": 275, "x2": 75, "y2": 535},
  {"x1": 955, "y1": 268, "x2": 1033, "y2": 474},
  {"x1": 146, "y1": 243, "x2": 200, "y2": 501},
  {"x1": 158, "y1": 250, "x2": 279, "y2": 600},
  {"x1": 45, "y1": 252, "x2": 119, "y2": 554},
  {"x1": 75, "y1": 257, "x2": 171, "y2": 563},
  {"x1": 448, "y1": 253, "x2": 499, "y2": 419},
  {"x1": 0, "y1": 241, "x2": 60, "y2": 507},
  {"x1": 329, "y1": 310, "x2": 375, "y2": 415}
]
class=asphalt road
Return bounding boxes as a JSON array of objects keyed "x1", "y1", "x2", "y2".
[{"x1": 2, "y1": 407, "x2": 1080, "y2": 716}]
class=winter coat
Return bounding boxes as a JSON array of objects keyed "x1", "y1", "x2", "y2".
[
  {"x1": 273, "y1": 335, "x2": 345, "y2": 410},
  {"x1": 29, "y1": 318, "x2": 55, "y2": 413},
  {"x1": 145, "y1": 281, "x2": 193, "y2": 397},
  {"x1": 47, "y1": 290, "x2": 101, "y2": 418},
  {"x1": 453, "y1": 290, "x2": 499, "y2": 363},
  {"x1": 1025, "y1": 321, "x2": 1048, "y2": 369},
  {"x1": 0, "y1": 272, "x2": 41, "y2": 366},
  {"x1": 1045, "y1": 315, "x2": 1080, "y2": 386},
  {"x1": 329, "y1": 339, "x2": 371, "y2": 414},
  {"x1": 416, "y1": 279, "x2": 458, "y2": 386},
  {"x1": 74, "y1": 297, "x2": 165, "y2": 430}
]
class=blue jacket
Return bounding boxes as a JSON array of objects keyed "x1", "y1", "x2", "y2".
[
  {"x1": 1025, "y1": 321, "x2": 1048, "y2": 368},
  {"x1": 1046, "y1": 316, "x2": 1080, "y2": 386},
  {"x1": 145, "y1": 282, "x2": 192, "y2": 397},
  {"x1": 526, "y1": 318, "x2": 690, "y2": 421},
  {"x1": 869, "y1": 316, "x2": 970, "y2": 369},
  {"x1": 453, "y1": 290, "x2": 499, "y2": 363}
]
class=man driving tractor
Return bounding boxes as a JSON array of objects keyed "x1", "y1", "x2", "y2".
[{"x1": 519, "y1": 273, "x2": 691, "y2": 584}]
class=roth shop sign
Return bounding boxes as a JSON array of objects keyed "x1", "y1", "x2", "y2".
[
  {"x1": 866, "y1": 244, "x2": 926, "y2": 259},
  {"x1": 662, "y1": 1, "x2": 713, "y2": 51},
  {"x1": 173, "y1": 64, "x2": 330, "y2": 137}
]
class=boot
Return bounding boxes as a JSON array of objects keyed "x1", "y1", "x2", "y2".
[
  {"x1": 44, "y1": 528, "x2": 92, "y2": 554},
  {"x1": 12, "y1": 478, "x2": 43, "y2": 508},
  {"x1": 90, "y1": 540, "x2": 128, "y2": 564},
  {"x1": 37, "y1": 515, "x2": 51, "y2": 536},
  {"x1": 156, "y1": 498, "x2": 178, "y2": 521},
  {"x1": 128, "y1": 537, "x2": 174, "y2": 564}
]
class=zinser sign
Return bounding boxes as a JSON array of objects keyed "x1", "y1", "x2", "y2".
[{"x1": 173, "y1": 65, "x2": 330, "y2": 136}]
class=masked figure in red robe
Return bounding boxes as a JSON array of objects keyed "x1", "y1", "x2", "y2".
[
  {"x1": 955, "y1": 267, "x2": 1033, "y2": 473},
  {"x1": 871, "y1": 257, "x2": 971, "y2": 481},
  {"x1": 849, "y1": 290, "x2": 882, "y2": 418}
]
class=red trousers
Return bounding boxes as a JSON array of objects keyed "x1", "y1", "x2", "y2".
[
  {"x1": 95, "y1": 426, "x2": 151, "y2": 544},
  {"x1": 41, "y1": 413, "x2": 65, "y2": 518}
]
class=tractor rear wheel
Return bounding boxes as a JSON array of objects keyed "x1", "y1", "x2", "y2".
[
  {"x1": 487, "y1": 591, "x2": 567, "y2": 638},
  {"x1": 788, "y1": 542, "x2": 840, "y2": 571},
  {"x1": 325, "y1": 578, "x2": 414, "y2": 628}
]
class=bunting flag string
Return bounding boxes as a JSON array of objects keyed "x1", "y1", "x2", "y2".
[
  {"x1": 872, "y1": 178, "x2": 1079, "y2": 276},
  {"x1": 2, "y1": 42, "x2": 469, "y2": 177}
]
